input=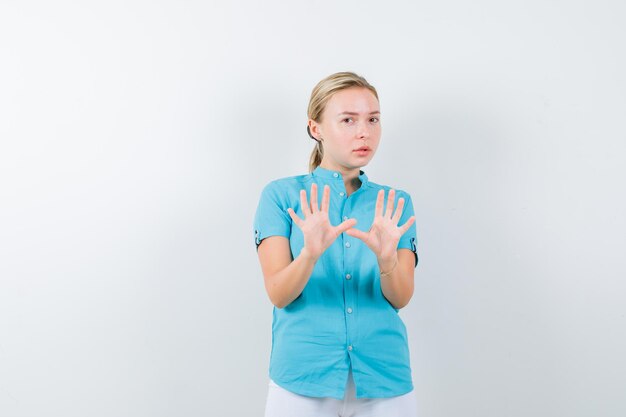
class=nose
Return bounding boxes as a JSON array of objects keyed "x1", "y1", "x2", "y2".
[{"x1": 356, "y1": 120, "x2": 370, "y2": 139}]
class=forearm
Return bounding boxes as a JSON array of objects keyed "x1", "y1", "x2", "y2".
[
  {"x1": 267, "y1": 247, "x2": 319, "y2": 309},
  {"x1": 378, "y1": 251, "x2": 413, "y2": 309}
]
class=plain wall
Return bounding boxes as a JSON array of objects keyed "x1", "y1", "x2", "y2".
[{"x1": 1, "y1": 1, "x2": 625, "y2": 416}]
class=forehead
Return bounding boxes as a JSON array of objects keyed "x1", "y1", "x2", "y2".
[{"x1": 325, "y1": 87, "x2": 379, "y2": 114}]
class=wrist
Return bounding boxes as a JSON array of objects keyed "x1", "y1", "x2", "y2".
[
  {"x1": 378, "y1": 253, "x2": 399, "y2": 276},
  {"x1": 300, "y1": 246, "x2": 319, "y2": 262}
]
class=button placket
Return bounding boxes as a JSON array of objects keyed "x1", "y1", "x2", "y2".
[{"x1": 342, "y1": 200, "x2": 356, "y2": 358}]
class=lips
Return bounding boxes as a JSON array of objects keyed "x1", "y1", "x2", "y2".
[{"x1": 353, "y1": 147, "x2": 371, "y2": 157}]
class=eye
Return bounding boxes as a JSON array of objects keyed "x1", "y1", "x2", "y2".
[
  {"x1": 370, "y1": 117, "x2": 379, "y2": 123},
  {"x1": 342, "y1": 117, "x2": 353, "y2": 123}
]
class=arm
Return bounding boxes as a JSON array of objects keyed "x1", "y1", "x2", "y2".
[
  {"x1": 378, "y1": 248, "x2": 415, "y2": 309},
  {"x1": 255, "y1": 183, "x2": 356, "y2": 308},
  {"x1": 257, "y1": 236, "x2": 320, "y2": 309},
  {"x1": 345, "y1": 188, "x2": 418, "y2": 310}
]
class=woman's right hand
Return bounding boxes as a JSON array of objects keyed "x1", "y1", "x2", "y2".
[{"x1": 287, "y1": 183, "x2": 357, "y2": 260}]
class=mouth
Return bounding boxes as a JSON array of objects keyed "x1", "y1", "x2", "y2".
[{"x1": 353, "y1": 147, "x2": 371, "y2": 157}]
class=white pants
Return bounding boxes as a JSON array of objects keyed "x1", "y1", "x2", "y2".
[{"x1": 264, "y1": 366, "x2": 418, "y2": 417}]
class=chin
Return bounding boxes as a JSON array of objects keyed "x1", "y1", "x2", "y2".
[{"x1": 355, "y1": 154, "x2": 374, "y2": 164}]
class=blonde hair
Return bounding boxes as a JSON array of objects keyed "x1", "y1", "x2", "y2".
[{"x1": 307, "y1": 71, "x2": 379, "y2": 173}]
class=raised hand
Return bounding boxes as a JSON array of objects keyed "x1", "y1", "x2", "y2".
[
  {"x1": 345, "y1": 189, "x2": 415, "y2": 262},
  {"x1": 287, "y1": 183, "x2": 357, "y2": 260}
]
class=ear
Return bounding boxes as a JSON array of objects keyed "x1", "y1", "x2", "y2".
[{"x1": 308, "y1": 119, "x2": 322, "y2": 140}]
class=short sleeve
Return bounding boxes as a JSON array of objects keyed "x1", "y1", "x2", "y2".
[
  {"x1": 396, "y1": 191, "x2": 419, "y2": 268},
  {"x1": 253, "y1": 182, "x2": 292, "y2": 252}
]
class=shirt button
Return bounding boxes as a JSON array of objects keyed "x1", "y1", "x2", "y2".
[
  {"x1": 333, "y1": 173, "x2": 339, "y2": 178},
  {"x1": 339, "y1": 192, "x2": 345, "y2": 197},
  {"x1": 347, "y1": 345, "x2": 353, "y2": 351},
  {"x1": 345, "y1": 242, "x2": 351, "y2": 248},
  {"x1": 343, "y1": 216, "x2": 348, "y2": 221},
  {"x1": 347, "y1": 307, "x2": 353, "y2": 314},
  {"x1": 345, "y1": 274, "x2": 351, "y2": 280}
]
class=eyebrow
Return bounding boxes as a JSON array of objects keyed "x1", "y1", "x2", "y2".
[{"x1": 337, "y1": 111, "x2": 381, "y2": 116}]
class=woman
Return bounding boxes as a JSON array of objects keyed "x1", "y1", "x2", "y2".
[{"x1": 254, "y1": 71, "x2": 419, "y2": 417}]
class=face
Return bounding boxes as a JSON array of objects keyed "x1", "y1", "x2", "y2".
[{"x1": 309, "y1": 86, "x2": 381, "y2": 172}]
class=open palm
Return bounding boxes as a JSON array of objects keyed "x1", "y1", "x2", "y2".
[
  {"x1": 287, "y1": 183, "x2": 357, "y2": 260},
  {"x1": 345, "y1": 189, "x2": 415, "y2": 261}
]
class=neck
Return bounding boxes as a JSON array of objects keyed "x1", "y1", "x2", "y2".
[{"x1": 319, "y1": 162, "x2": 362, "y2": 193}]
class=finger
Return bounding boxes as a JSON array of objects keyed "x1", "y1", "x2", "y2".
[
  {"x1": 321, "y1": 184, "x2": 330, "y2": 212},
  {"x1": 311, "y1": 183, "x2": 319, "y2": 212},
  {"x1": 336, "y1": 218, "x2": 357, "y2": 235},
  {"x1": 399, "y1": 215, "x2": 415, "y2": 234},
  {"x1": 385, "y1": 189, "x2": 395, "y2": 218},
  {"x1": 344, "y1": 226, "x2": 368, "y2": 241},
  {"x1": 300, "y1": 189, "x2": 310, "y2": 217},
  {"x1": 375, "y1": 189, "x2": 384, "y2": 217},
  {"x1": 287, "y1": 207, "x2": 304, "y2": 228},
  {"x1": 392, "y1": 197, "x2": 405, "y2": 224}
]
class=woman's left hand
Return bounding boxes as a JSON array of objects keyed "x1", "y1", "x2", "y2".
[{"x1": 345, "y1": 189, "x2": 415, "y2": 263}]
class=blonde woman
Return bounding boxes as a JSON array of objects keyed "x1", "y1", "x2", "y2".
[{"x1": 254, "y1": 71, "x2": 419, "y2": 417}]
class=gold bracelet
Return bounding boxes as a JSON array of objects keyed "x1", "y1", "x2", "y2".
[{"x1": 380, "y1": 257, "x2": 398, "y2": 277}]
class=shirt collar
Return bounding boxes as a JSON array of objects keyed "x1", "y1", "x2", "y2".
[{"x1": 312, "y1": 165, "x2": 369, "y2": 186}]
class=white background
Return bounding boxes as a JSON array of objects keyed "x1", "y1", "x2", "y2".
[{"x1": 1, "y1": 1, "x2": 625, "y2": 416}]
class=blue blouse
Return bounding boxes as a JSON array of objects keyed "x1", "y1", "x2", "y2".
[{"x1": 253, "y1": 165, "x2": 418, "y2": 399}]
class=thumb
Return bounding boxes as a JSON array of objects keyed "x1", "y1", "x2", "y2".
[
  {"x1": 345, "y1": 227, "x2": 367, "y2": 241},
  {"x1": 336, "y1": 218, "x2": 357, "y2": 235}
]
